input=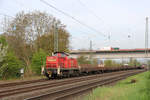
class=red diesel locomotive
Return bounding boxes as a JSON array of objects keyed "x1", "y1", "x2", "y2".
[{"x1": 45, "y1": 52, "x2": 79, "y2": 78}]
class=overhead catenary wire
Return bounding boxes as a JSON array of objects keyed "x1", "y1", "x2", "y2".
[
  {"x1": 0, "y1": 13, "x2": 15, "y2": 18},
  {"x1": 40, "y1": 0, "x2": 106, "y2": 37},
  {"x1": 77, "y1": 0, "x2": 112, "y2": 40},
  {"x1": 77, "y1": 0, "x2": 103, "y2": 22}
]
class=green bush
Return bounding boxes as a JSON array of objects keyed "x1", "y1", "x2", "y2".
[
  {"x1": 104, "y1": 60, "x2": 113, "y2": 67},
  {"x1": 31, "y1": 49, "x2": 47, "y2": 75},
  {"x1": 0, "y1": 35, "x2": 8, "y2": 67},
  {"x1": 147, "y1": 60, "x2": 150, "y2": 69},
  {"x1": 0, "y1": 52, "x2": 22, "y2": 79},
  {"x1": 128, "y1": 59, "x2": 141, "y2": 66},
  {"x1": 104, "y1": 60, "x2": 121, "y2": 67},
  {"x1": 0, "y1": 35, "x2": 7, "y2": 46},
  {"x1": 77, "y1": 55, "x2": 91, "y2": 65}
]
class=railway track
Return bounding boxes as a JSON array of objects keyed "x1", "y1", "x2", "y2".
[
  {"x1": 25, "y1": 69, "x2": 145, "y2": 100},
  {"x1": 0, "y1": 69, "x2": 132, "y2": 89},
  {"x1": 0, "y1": 69, "x2": 145, "y2": 100},
  {"x1": 0, "y1": 70, "x2": 132, "y2": 98},
  {"x1": 0, "y1": 79, "x2": 48, "y2": 88}
]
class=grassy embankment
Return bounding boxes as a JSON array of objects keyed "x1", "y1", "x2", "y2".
[
  {"x1": 85, "y1": 71, "x2": 150, "y2": 100},
  {"x1": 0, "y1": 75, "x2": 45, "y2": 83}
]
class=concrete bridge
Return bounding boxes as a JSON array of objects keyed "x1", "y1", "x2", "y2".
[{"x1": 70, "y1": 49, "x2": 150, "y2": 59}]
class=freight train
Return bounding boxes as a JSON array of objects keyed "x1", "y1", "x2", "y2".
[{"x1": 44, "y1": 52, "x2": 143, "y2": 79}]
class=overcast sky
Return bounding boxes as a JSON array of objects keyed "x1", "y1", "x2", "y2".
[{"x1": 0, "y1": 0, "x2": 150, "y2": 50}]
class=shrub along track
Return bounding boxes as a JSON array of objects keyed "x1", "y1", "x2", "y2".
[{"x1": 0, "y1": 69, "x2": 145, "y2": 100}]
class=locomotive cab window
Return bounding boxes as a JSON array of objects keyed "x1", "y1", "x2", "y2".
[
  {"x1": 53, "y1": 53, "x2": 58, "y2": 56},
  {"x1": 61, "y1": 53, "x2": 66, "y2": 57},
  {"x1": 53, "y1": 52, "x2": 68, "y2": 57}
]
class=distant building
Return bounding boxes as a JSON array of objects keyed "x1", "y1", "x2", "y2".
[{"x1": 100, "y1": 47, "x2": 119, "y2": 51}]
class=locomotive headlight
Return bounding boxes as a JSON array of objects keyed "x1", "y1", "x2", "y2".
[
  {"x1": 47, "y1": 71, "x2": 52, "y2": 77},
  {"x1": 47, "y1": 59, "x2": 56, "y2": 62},
  {"x1": 48, "y1": 71, "x2": 52, "y2": 74}
]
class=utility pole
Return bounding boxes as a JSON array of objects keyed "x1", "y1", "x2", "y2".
[
  {"x1": 145, "y1": 17, "x2": 149, "y2": 58},
  {"x1": 0, "y1": 14, "x2": 13, "y2": 34},
  {"x1": 2, "y1": 15, "x2": 7, "y2": 33},
  {"x1": 4, "y1": 15, "x2": 6, "y2": 33},
  {"x1": 108, "y1": 32, "x2": 111, "y2": 43},
  {"x1": 54, "y1": 23, "x2": 58, "y2": 52},
  {"x1": 90, "y1": 40, "x2": 92, "y2": 51},
  {"x1": 89, "y1": 40, "x2": 93, "y2": 64}
]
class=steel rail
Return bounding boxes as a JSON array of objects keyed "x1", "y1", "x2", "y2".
[
  {"x1": 24, "y1": 70, "x2": 145, "y2": 100},
  {"x1": 0, "y1": 70, "x2": 136, "y2": 98}
]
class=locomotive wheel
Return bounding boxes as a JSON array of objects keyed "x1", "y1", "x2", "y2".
[{"x1": 44, "y1": 72, "x2": 51, "y2": 80}]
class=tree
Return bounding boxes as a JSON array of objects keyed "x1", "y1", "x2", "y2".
[
  {"x1": 31, "y1": 49, "x2": 47, "y2": 75},
  {"x1": 0, "y1": 35, "x2": 8, "y2": 67},
  {"x1": 92, "y1": 58, "x2": 98, "y2": 66},
  {"x1": 0, "y1": 35, "x2": 7, "y2": 46},
  {"x1": 5, "y1": 11, "x2": 70, "y2": 72},
  {"x1": 104, "y1": 60, "x2": 121, "y2": 67},
  {"x1": 35, "y1": 28, "x2": 70, "y2": 55},
  {"x1": 77, "y1": 55, "x2": 91, "y2": 65},
  {"x1": 129, "y1": 58, "x2": 141, "y2": 66},
  {"x1": 147, "y1": 60, "x2": 150, "y2": 68},
  {"x1": 104, "y1": 60, "x2": 113, "y2": 67},
  {"x1": 0, "y1": 52, "x2": 22, "y2": 79}
]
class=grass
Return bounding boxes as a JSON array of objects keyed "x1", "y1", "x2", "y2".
[{"x1": 84, "y1": 71, "x2": 150, "y2": 100}]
